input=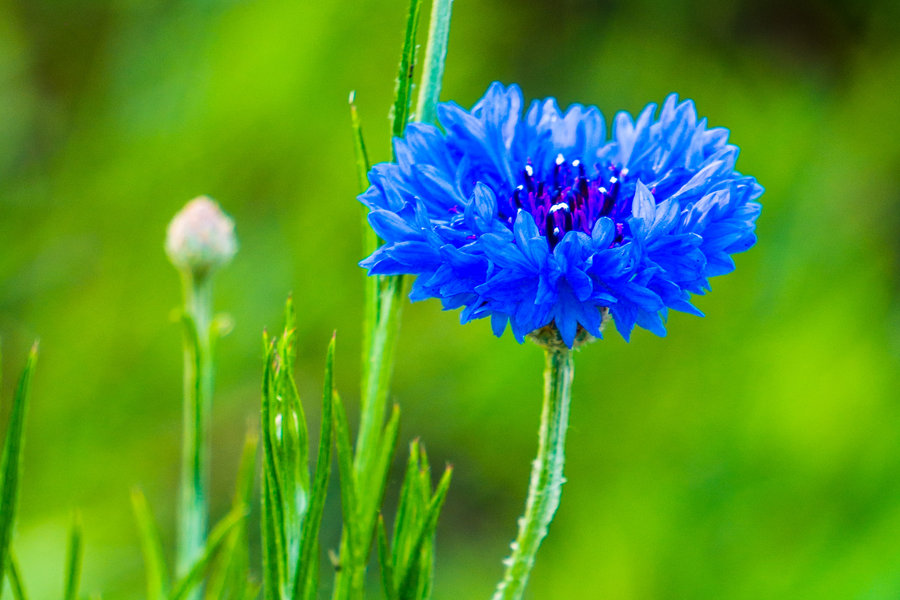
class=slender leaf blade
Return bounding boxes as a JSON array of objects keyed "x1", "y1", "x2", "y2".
[
  {"x1": 0, "y1": 343, "x2": 37, "y2": 583},
  {"x1": 169, "y1": 509, "x2": 246, "y2": 600},
  {"x1": 332, "y1": 391, "x2": 358, "y2": 566},
  {"x1": 397, "y1": 466, "x2": 452, "y2": 600},
  {"x1": 63, "y1": 511, "x2": 83, "y2": 600},
  {"x1": 376, "y1": 516, "x2": 395, "y2": 600},
  {"x1": 293, "y1": 335, "x2": 336, "y2": 600},
  {"x1": 131, "y1": 488, "x2": 170, "y2": 600},
  {"x1": 391, "y1": 0, "x2": 424, "y2": 140}
]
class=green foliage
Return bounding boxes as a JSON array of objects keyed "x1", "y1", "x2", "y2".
[
  {"x1": 169, "y1": 509, "x2": 246, "y2": 600},
  {"x1": 6, "y1": 552, "x2": 28, "y2": 600},
  {"x1": 131, "y1": 488, "x2": 170, "y2": 600},
  {"x1": 378, "y1": 441, "x2": 452, "y2": 600},
  {"x1": 6, "y1": 0, "x2": 900, "y2": 597},
  {"x1": 261, "y1": 298, "x2": 335, "y2": 600},
  {"x1": 0, "y1": 344, "x2": 37, "y2": 587}
]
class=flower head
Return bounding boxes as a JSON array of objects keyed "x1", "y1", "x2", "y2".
[
  {"x1": 166, "y1": 196, "x2": 237, "y2": 278},
  {"x1": 360, "y1": 83, "x2": 763, "y2": 347}
]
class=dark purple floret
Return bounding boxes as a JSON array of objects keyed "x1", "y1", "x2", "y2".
[{"x1": 503, "y1": 155, "x2": 628, "y2": 248}]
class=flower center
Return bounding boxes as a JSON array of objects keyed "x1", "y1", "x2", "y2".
[{"x1": 502, "y1": 154, "x2": 627, "y2": 247}]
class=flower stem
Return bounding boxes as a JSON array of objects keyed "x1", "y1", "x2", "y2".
[
  {"x1": 492, "y1": 345, "x2": 574, "y2": 600},
  {"x1": 176, "y1": 271, "x2": 214, "y2": 593}
]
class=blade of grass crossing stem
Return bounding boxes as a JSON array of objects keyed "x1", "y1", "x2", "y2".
[
  {"x1": 63, "y1": 512, "x2": 83, "y2": 600},
  {"x1": 131, "y1": 488, "x2": 170, "y2": 600},
  {"x1": 292, "y1": 335, "x2": 336, "y2": 600},
  {"x1": 169, "y1": 509, "x2": 245, "y2": 600},
  {"x1": 391, "y1": 0, "x2": 423, "y2": 140},
  {"x1": 7, "y1": 550, "x2": 28, "y2": 600},
  {"x1": 260, "y1": 334, "x2": 287, "y2": 599},
  {"x1": 0, "y1": 343, "x2": 37, "y2": 583},
  {"x1": 413, "y1": 0, "x2": 453, "y2": 125},
  {"x1": 205, "y1": 432, "x2": 258, "y2": 600}
]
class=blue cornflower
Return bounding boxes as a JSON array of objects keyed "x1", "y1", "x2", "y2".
[{"x1": 360, "y1": 83, "x2": 763, "y2": 347}]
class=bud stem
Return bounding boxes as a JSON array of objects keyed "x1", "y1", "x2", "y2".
[
  {"x1": 492, "y1": 345, "x2": 574, "y2": 600},
  {"x1": 176, "y1": 270, "x2": 215, "y2": 595}
]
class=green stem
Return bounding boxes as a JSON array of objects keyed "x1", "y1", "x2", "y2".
[
  {"x1": 176, "y1": 271, "x2": 214, "y2": 593},
  {"x1": 414, "y1": 0, "x2": 454, "y2": 125},
  {"x1": 492, "y1": 346, "x2": 574, "y2": 600},
  {"x1": 332, "y1": 3, "x2": 455, "y2": 599}
]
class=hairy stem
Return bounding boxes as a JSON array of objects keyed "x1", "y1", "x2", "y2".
[{"x1": 492, "y1": 346, "x2": 574, "y2": 600}]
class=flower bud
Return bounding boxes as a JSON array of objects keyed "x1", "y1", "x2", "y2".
[{"x1": 165, "y1": 196, "x2": 237, "y2": 277}]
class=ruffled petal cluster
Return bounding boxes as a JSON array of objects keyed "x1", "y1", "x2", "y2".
[{"x1": 360, "y1": 83, "x2": 763, "y2": 346}]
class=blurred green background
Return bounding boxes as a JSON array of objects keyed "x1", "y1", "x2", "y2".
[{"x1": 2, "y1": 0, "x2": 900, "y2": 597}]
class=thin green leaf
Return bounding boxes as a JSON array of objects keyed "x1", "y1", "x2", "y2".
[
  {"x1": 391, "y1": 441, "x2": 424, "y2": 575},
  {"x1": 391, "y1": 0, "x2": 424, "y2": 140},
  {"x1": 397, "y1": 466, "x2": 452, "y2": 600},
  {"x1": 7, "y1": 550, "x2": 28, "y2": 600},
  {"x1": 0, "y1": 343, "x2": 37, "y2": 583},
  {"x1": 131, "y1": 488, "x2": 170, "y2": 600},
  {"x1": 376, "y1": 516, "x2": 395, "y2": 600},
  {"x1": 293, "y1": 335, "x2": 336, "y2": 600},
  {"x1": 413, "y1": 0, "x2": 454, "y2": 125},
  {"x1": 349, "y1": 92, "x2": 373, "y2": 198},
  {"x1": 169, "y1": 509, "x2": 246, "y2": 600},
  {"x1": 63, "y1": 511, "x2": 83, "y2": 600},
  {"x1": 274, "y1": 309, "x2": 309, "y2": 587},
  {"x1": 332, "y1": 392, "x2": 357, "y2": 555},
  {"x1": 260, "y1": 337, "x2": 286, "y2": 599}
]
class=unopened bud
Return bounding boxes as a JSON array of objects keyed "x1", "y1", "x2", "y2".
[{"x1": 165, "y1": 196, "x2": 237, "y2": 277}]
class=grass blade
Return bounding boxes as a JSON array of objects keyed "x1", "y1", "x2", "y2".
[
  {"x1": 413, "y1": 0, "x2": 454, "y2": 125},
  {"x1": 0, "y1": 343, "x2": 37, "y2": 583},
  {"x1": 391, "y1": 0, "x2": 424, "y2": 139},
  {"x1": 169, "y1": 509, "x2": 246, "y2": 600},
  {"x1": 293, "y1": 334, "x2": 336, "y2": 600},
  {"x1": 131, "y1": 488, "x2": 170, "y2": 600},
  {"x1": 63, "y1": 511, "x2": 83, "y2": 600}
]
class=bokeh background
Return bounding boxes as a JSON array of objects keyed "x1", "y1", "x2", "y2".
[{"x1": 2, "y1": 0, "x2": 900, "y2": 597}]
